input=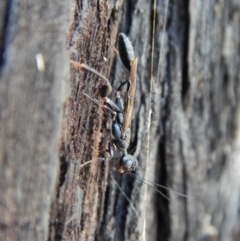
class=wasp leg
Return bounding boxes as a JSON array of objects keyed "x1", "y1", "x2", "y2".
[{"x1": 99, "y1": 141, "x2": 116, "y2": 159}]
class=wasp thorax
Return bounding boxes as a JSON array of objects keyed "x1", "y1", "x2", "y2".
[{"x1": 118, "y1": 154, "x2": 138, "y2": 173}]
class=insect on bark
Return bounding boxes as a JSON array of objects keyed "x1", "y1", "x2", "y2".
[
  {"x1": 71, "y1": 27, "x2": 194, "y2": 208},
  {"x1": 71, "y1": 33, "x2": 139, "y2": 174},
  {"x1": 70, "y1": 31, "x2": 190, "y2": 196}
]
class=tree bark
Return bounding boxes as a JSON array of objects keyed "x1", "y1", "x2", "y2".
[{"x1": 0, "y1": 0, "x2": 240, "y2": 241}]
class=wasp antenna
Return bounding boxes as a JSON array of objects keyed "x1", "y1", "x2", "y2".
[
  {"x1": 126, "y1": 172, "x2": 171, "y2": 202},
  {"x1": 131, "y1": 172, "x2": 194, "y2": 199},
  {"x1": 126, "y1": 172, "x2": 194, "y2": 200},
  {"x1": 153, "y1": 182, "x2": 194, "y2": 199}
]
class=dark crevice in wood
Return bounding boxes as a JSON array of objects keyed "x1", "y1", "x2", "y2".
[
  {"x1": 50, "y1": 191, "x2": 68, "y2": 241},
  {"x1": 180, "y1": 139, "x2": 189, "y2": 241},
  {"x1": 122, "y1": 0, "x2": 134, "y2": 34},
  {"x1": 181, "y1": 0, "x2": 190, "y2": 109},
  {"x1": 129, "y1": 94, "x2": 143, "y2": 154},
  {"x1": 156, "y1": 136, "x2": 170, "y2": 241},
  {"x1": 58, "y1": 152, "x2": 69, "y2": 196},
  {"x1": 115, "y1": 174, "x2": 134, "y2": 241},
  {"x1": 0, "y1": 0, "x2": 12, "y2": 73}
]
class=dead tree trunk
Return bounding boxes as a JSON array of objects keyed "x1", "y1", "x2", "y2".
[{"x1": 0, "y1": 1, "x2": 240, "y2": 241}]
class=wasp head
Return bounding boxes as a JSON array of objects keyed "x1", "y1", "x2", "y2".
[{"x1": 118, "y1": 153, "x2": 138, "y2": 173}]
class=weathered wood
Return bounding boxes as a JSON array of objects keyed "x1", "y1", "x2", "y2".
[
  {"x1": 1, "y1": 0, "x2": 240, "y2": 241},
  {"x1": 49, "y1": 1, "x2": 123, "y2": 241},
  {"x1": 0, "y1": 0, "x2": 69, "y2": 241}
]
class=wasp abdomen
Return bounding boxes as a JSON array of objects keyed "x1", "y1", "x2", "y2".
[{"x1": 118, "y1": 33, "x2": 135, "y2": 71}]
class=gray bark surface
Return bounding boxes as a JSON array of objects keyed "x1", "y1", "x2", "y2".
[
  {"x1": 0, "y1": 0, "x2": 240, "y2": 241},
  {"x1": 0, "y1": 0, "x2": 69, "y2": 241}
]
